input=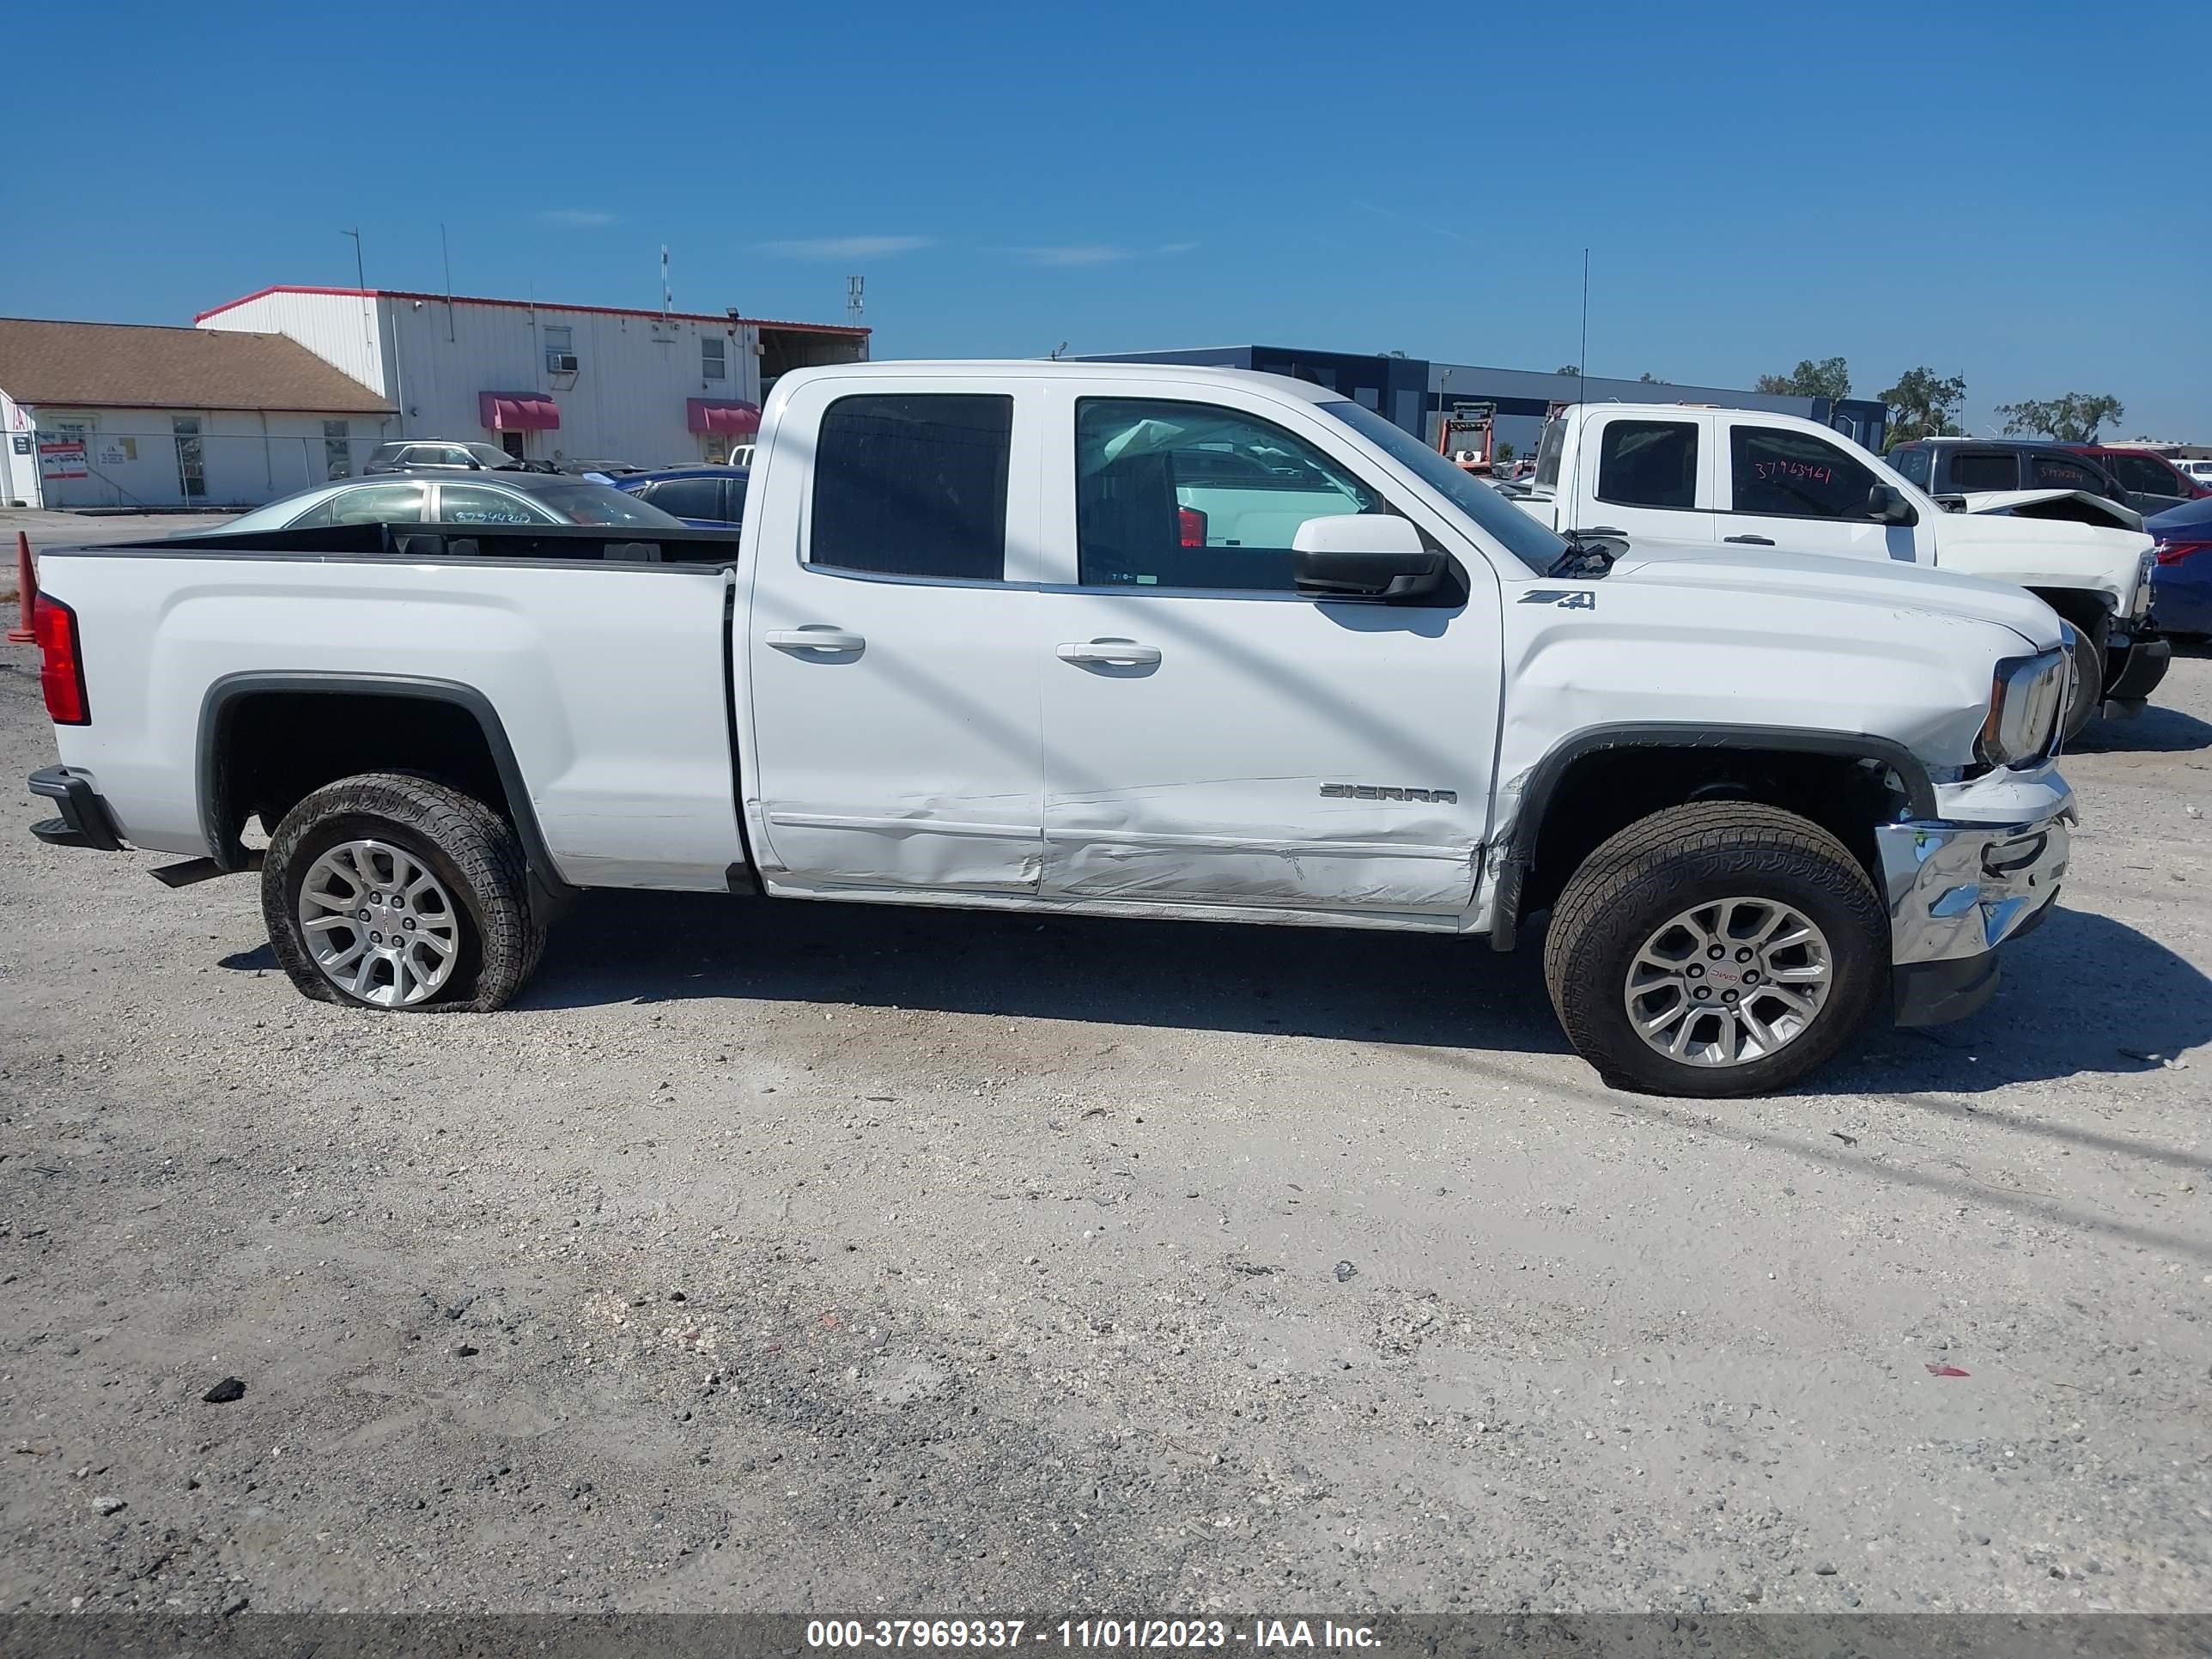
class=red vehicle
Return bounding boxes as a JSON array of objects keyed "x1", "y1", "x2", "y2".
[{"x1": 2060, "y1": 444, "x2": 2209, "y2": 514}]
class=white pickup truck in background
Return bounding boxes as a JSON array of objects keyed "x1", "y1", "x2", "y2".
[
  {"x1": 26, "y1": 362, "x2": 2075, "y2": 1097},
  {"x1": 1510, "y1": 403, "x2": 2167, "y2": 738}
]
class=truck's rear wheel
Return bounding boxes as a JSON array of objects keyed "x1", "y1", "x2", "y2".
[
  {"x1": 1542, "y1": 802, "x2": 1887, "y2": 1097},
  {"x1": 262, "y1": 773, "x2": 544, "y2": 1012}
]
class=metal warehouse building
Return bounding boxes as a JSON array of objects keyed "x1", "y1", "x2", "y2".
[
  {"x1": 0, "y1": 317, "x2": 396, "y2": 510},
  {"x1": 1081, "y1": 346, "x2": 1891, "y2": 456},
  {"x1": 195, "y1": 285, "x2": 871, "y2": 471}
]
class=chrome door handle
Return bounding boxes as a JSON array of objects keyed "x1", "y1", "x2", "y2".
[
  {"x1": 1723, "y1": 535, "x2": 1775, "y2": 545},
  {"x1": 766, "y1": 628, "x2": 866, "y2": 654},
  {"x1": 1057, "y1": 639, "x2": 1162, "y2": 666}
]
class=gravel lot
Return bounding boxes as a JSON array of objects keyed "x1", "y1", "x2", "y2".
[{"x1": 2, "y1": 635, "x2": 2209, "y2": 1617}]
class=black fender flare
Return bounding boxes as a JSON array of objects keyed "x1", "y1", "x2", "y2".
[
  {"x1": 1485, "y1": 721, "x2": 1938, "y2": 950},
  {"x1": 197, "y1": 671, "x2": 567, "y2": 892}
]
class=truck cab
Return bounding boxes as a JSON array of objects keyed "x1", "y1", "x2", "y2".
[{"x1": 1516, "y1": 403, "x2": 2167, "y2": 734}]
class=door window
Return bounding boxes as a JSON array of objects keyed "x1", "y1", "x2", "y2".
[
  {"x1": 2103, "y1": 452, "x2": 2179, "y2": 496},
  {"x1": 2031, "y1": 455, "x2": 2109, "y2": 492},
  {"x1": 1729, "y1": 426, "x2": 1878, "y2": 519},
  {"x1": 1948, "y1": 451, "x2": 2020, "y2": 491},
  {"x1": 1075, "y1": 398, "x2": 1382, "y2": 592},
  {"x1": 1596, "y1": 419, "x2": 1698, "y2": 509},
  {"x1": 646, "y1": 477, "x2": 725, "y2": 520},
  {"x1": 438, "y1": 483, "x2": 550, "y2": 525},
  {"x1": 288, "y1": 482, "x2": 428, "y2": 527},
  {"x1": 809, "y1": 394, "x2": 1012, "y2": 580},
  {"x1": 173, "y1": 416, "x2": 206, "y2": 500}
]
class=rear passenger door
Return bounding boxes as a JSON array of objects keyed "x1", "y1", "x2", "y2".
[
  {"x1": 1583, "y1": 414, "x2": 1717, "y2": 548},
  {"x1": 741, "y1": 378, "x2": 1045, "y2": 896},
  {"x1": 1719, "y1": 420, "x2": 1930, "y2": 564}
]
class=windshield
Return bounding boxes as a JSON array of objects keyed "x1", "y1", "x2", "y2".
[
  {"x1": 532, "y1": 482, "x2": 688, "y2": 527},
  {"x1": 1321, "y1": 401, "x2": 1566, "y2": 574},
  {"x1": 466, "y1": 443, "x2": 518, "y2": 468}
]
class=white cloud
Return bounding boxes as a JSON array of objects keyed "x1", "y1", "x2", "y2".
[
  {"x1": 765, "y1": 235, "x2": 935, "y2": 259},
  {"x1": 1015, "y1": 245, "x2": 1138, "y2": 267},
  {"x1": 539, "y1": 208, "x2": 619, "y2": 228},
  {"x1": 1155, "y1": 241, "x2": 1200, "y2": 256}
]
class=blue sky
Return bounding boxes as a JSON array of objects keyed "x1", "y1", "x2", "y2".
[{"x1": 4, "y1": 1, "x2": 2206, "y2": 437}]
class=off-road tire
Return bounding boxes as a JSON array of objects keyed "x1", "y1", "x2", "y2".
[
  {"x1": 2061, "y1": 614, "x2": 2109, "y2": 744},
  {"x1": 262, "y1": 772, "x2": 545, "y2": 1012},
  {"x1": 1542, "y1": 801, "x2": 1887, "y2": 1098}
]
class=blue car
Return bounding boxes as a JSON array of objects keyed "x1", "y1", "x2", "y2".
[
  {"x1": 614, "y1": 465, "x2": 748, "y2": 528},
  {"x1": 2147, "y1": 495, "x2": 2212, "y2": 637}
]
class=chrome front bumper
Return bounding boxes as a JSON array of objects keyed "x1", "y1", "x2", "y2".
[{"x1": 1875, "y1": 802, "x2": 2073, "y2": 965}]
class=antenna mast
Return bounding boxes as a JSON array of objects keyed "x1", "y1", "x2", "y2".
[
  {"x1": 847, "y1": 274, "x2": 865, "y2": 328},
  {"x1": 1565, "y1": 246, "x2": 1590, "y2": 538}
]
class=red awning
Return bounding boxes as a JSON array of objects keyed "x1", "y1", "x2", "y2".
[
  {"x1": 478, "y1": 391, "x2": 560, "y2": 431},
  {"x1": 687, "y1": 398, "x2": 762, "y2": 436}
]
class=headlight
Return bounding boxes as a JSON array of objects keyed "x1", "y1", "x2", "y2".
[{"x1": 1977, "y1": 647, "x2": 2068, "y2": 769}]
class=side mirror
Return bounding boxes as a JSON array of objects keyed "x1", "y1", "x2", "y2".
[
  {"x1": 1291, "y1": 514, "x2": 1444, "y2": 602},
  {"x1": 1868, "y1": 483, "x2": 1917, "y2": 525}
]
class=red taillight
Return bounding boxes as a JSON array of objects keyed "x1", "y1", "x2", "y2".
[
  {"x1": 2154, "y1": 539, "x2": 2211, "y2": 567},
  {"x1": 34, "y1": 594, "x2": 88, "y2": 726},
  {"x1": 1176, "y1": 506, "x2": 1207, "y2": 549}
]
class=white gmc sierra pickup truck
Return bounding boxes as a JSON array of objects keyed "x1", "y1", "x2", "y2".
[
  {"x1": 24, "y1": 362, "x2": 2075, "y2": 1097},
  {"x1": 1510, "y1": 403, "x2": 2166, "y2": 738}
]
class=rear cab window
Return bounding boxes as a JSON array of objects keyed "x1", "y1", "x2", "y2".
[
  {"x1": 1888, "y1": 445, "x2": 1933, "y2": 489},
  {"x1": 1596, "y1": 419, "x2": 1698, "y2": 509},
  {"x1": 809, "y1": 394, "x2": 1013, "y2": 580},
  {"x1": 1946, "y1": 450, "x2": 2021, "y2": 492}
]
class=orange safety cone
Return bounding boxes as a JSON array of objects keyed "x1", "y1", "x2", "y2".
[{"x1": 6, "y1": 531, "x2": 33, "y2": 644}]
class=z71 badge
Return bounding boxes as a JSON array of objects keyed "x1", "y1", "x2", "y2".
[
  {"x1": 1519, "y1": 589, "x2": 1597, "y2": 609},
  {"x1": 1320, "y1": 784, "x2": 1458, "y2": 803}
]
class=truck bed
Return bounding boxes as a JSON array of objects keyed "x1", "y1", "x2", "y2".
[{"x1": 37, "y1": 522, "x2": 748, "y2": 891}]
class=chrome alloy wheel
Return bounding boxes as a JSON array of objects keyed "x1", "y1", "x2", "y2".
[
  {"x1": 295, "y1": 839, "x2": 461, "y2": 1007},
  {"x1": 1622, "y1": 897, "x2": 1834, "y2": 1068}
]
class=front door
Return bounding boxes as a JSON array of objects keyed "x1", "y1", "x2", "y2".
[
  {"x1": 499, "y1": 430, "x2": 526, "y2": 462},
  {"x1": 1719, "y1": 419, "x2": 1931, "y2": 564},
  {"x1": 1036, "y1": 392, "x2": 1498, "y2": 915},
  {"x1": 744, "y1": 381, "x2": 1044, "y2": 895}
]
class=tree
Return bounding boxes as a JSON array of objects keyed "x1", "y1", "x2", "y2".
[
  {"x1": 1754, "y1": 356, "x2": 1852, "y2": 403},
  {"x1": 1495, "y1": 440, "x2": 1516, "y2": 464},
  {"x1": 1554, "y1": 364, "x2": 1581, "y2": 377},
  {"x1": 1638, "y1": 372, "x2": 1660, "y2": 383},
  {"x1": 1879, "y1": 366, "x2": 1967, "y2": 447},
  {"x1": 1995, "y1": 392, "x2": 2126, "y2": 443}
]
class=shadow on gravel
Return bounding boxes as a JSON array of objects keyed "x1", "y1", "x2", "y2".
[
  {"x1": 521, "y1": 887, "x2": 1573, "y2": 1054},
  {"x1": 2067, "y1": 698, "x2": 2212, "y2": 753},
  {"x1": 1839, "y1": 905, "x2": 2212, "y2": 1096}
]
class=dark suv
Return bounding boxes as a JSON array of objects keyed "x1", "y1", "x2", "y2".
[{"x1": 1886, "y1": 438, "x2": 2130, "y2": 506}]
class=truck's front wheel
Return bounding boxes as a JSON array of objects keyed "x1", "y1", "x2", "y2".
[
  {"x1": 1542, "y1": 802, "x2": 1887, "y2": 1097},
  {"x1": 262, "y1": 773, "x2": 544, "y2": 1012}
]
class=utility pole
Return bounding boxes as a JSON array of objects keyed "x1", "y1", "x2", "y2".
[{"x1": 342, "y1": 228, "x2": 374, "y2": 382}]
